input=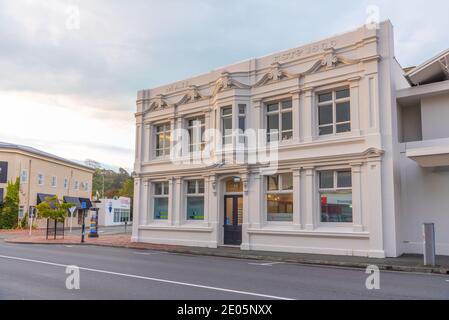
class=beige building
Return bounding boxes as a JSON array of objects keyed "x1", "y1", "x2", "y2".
[{"x1": 0, "y1": 142, "x2": 95, "y2": 227}]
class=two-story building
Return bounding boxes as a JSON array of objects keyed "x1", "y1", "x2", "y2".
[
  {"x1": 132, "y1": 20, "x2": 449, "y2": 258},
  {"x1": 0, "y1": 142, "x2": 95, "y2": 228}
]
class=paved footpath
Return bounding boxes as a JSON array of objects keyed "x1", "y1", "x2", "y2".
[{"x1": 0, "y1": 240, "x2": 449, "y2": 300}]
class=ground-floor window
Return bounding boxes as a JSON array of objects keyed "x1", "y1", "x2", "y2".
[
  {"x1": 153, "y1": 182, "x2": 169, "y2": 220},
  {"x1": 186, "y1": 180, "x2": 205, "y2": 220},
  {"x1": 113, "y1": 208, "x2": 131, "y2": 223},
  {"x1": 266, "y1": 173, "x2": 293, "y2": 222},
  {"x1": 319, "y1": 170, "x2": 353, "y2": 223}
]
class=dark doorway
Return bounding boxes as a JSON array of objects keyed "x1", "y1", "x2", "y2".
[{"x1": 224, "y1": 195, "x2": 243, "y2": 246}]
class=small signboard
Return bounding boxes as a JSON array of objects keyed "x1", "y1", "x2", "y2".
[{"x1": 81, "y1": 202, "x2": 87, "y2": 209}]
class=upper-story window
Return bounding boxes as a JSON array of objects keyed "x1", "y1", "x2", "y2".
[
  {"x1": 84, "y1": 182, "x2": 89, "y2": 191},
  {"x1": 153, "y1": 182, "x2": 169, "y2": 220},
  {"x1": 318, "y1": 88, "x2": 351, "y2": 136},
  {"x1": 187, "y1": 116, "x2": 205, "y2": 153},
  {"x1": 319, "y1": 170, "x2": 352, "y2": 223},
  {"x1": 266, "y1": 99, "x2": 293, "y2": 142},
  {"x1": 20, "y1": 170, "x2": 28, "y2": 184},
  {"x1": 74, "y1": 180, "x2": 80, "y2": 190},
  {"x1": 238, "y1": 105, "x2": 246, "y2": 144},
  {"x1": 155, "y1": 123, "x2": 171, "y2": 157},
  {"x1": 37, "y1": 173, "x2": 44, "y2": 186},
  {"x1": 51, "y1": 176, "x2": 57, "y2": 188},
  {"x1": 63, "y1": 178, "x2": 69, "y2": 189},
  {"x1": 221, "y1": 107, "x2": 233, "y2": 145},
  {"x1": 186, "y1": 180, "x2": 205, "y2": 221},
  {"x1": 266, "y1": 173, "x2": 293, "y2": 222}
]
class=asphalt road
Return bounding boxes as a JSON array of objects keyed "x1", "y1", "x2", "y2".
[{"x1": 0, "y1": 241, "x2": 448, "y2": 300}]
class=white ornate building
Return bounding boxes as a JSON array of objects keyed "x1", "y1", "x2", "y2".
[{"x1": 132, "y1": 20, "x2": 449, "y2": 258}]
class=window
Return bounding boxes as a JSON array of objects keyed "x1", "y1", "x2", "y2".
[
  {"x1": 63, "y1": 178, "x2": 69, "y2": 189},
  {"x1": 221, "y1": 107, "x2": 233, "y2": 145},
  {"x1": 187, "y1": 116, "x2": 205, "y2": 153},
  {"x1": 18, "y1": 206, "x2": 25, "y2": 219},
  {"x1": 238, "y1": 104, "x2": 246, "y2": 144},
  {"x1": 155, "y1": 123, "x2": 171, "y2": 157},
  {"x1": 113, "y1": 208, "x2": 131, "y2": 223},
  {"x1": 20, "y1": 170, "x2": 28, "y2": 183},
  {"x1": 84, "y1": 182, "x2": 89, "y2": 191},
  {"x1": 266, "y1": 173, "x2": 293, "y2": 222},
  {"x1": 186, "y1": 180, "x2": 205, "y2": 220},
  {"x1": 319, "y1": 170, "x2": 353, "y2": 223},
  {"x1": 153, "y1": 182, "x2": 169, "y2": 220},
  {"x1": 266, "y1": 100, "x2": 293, "y2": 142},
  {"x1": 37, "y1": 174, "x2": 44, "y2": 186},
  {"x1": 318, "y1": 88, "x2": 351, "y2": 136},
  {"x1": 51, "y1": 176, "x2": 57, "y2": 188},
  {"x1": 74, "y1": 181, "x2": 80, "y2": 190}
]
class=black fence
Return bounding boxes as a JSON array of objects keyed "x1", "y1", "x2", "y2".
[{"x1": 46, "y1": 219, "x2": 65, "y2": 240}]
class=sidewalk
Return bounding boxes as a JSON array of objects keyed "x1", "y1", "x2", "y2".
[{"x1": 3, "y1": 230, "x2": 449, "y2": 275}]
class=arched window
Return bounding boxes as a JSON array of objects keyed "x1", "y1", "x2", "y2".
[{"x1": 225, "y1": 178, "x2": 243, "y2": 193}]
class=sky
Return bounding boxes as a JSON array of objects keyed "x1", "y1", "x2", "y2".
[{"x1": 1, "y1": 0, "x2": 449, "y2": 171}]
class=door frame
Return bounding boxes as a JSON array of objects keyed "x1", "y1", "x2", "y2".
[{"x1": 223, "y1": 195, "x2": 243, "y2": 246}]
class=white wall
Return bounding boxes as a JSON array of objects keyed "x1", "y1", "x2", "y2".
[
  {"x1": 398, "y1": 152, "x2": 449, "y2": 255},
  {"x1": 421, "y1": 95, "x2": 449, "y2": 140}
]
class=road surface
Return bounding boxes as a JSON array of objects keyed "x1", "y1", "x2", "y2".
[{"x1": 0, "y1": 241, "x2": 448, "y2": 300}]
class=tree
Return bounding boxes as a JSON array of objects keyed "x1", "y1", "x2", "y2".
[
  {"x1": 0, "y1": 178, "x2": 20, "y2": 229},
  {"x1": 118, "y1": 178, "x2": 134, "y2": 198},
  {"x1": 92, "y1": 167, "x2": 132, "y2": 199},
  {"x1": 36, "y1": 196, "x2": 74, "y2": 223}
]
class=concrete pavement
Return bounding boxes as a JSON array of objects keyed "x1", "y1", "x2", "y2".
[{"x1": 0, "y1": 241, "x2": 448, "y2": 300}]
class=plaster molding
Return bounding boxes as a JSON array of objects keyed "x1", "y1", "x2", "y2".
[{"x1": 253, "y1": 62, "x2": 298, "y2": 87}]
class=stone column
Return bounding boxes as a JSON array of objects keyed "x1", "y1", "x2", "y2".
[
  {"x1": 241, "y1": 172, "x2": 250, "y2": 250},
  {"x1": 291, "y1": 90, "x2": 301, "y2": 143},
  {"x1": 350, "y1": 162, "x2": 364, "y2": 232},
  {"x1": 168, "y1": 177, "x2": 175, "y2": 226},
  {"x1": 141, "y1": 180, "x2": 150, "y2": 226},
  {"x1": 174, "y1": 177, "x2": 183, "y2": 226},
  {"x1": 292, "y1": 167, "x2": 302, "y2": 229},
  {"x1": 349, "y1": 77, "x2": 361, "y2": 136},
  {"x1": 131, "y1": 177, "x2": 142, "y2": 242},
  {"x1": 144, "y1": 123, "x2": 151, "y2": 162},
  {"x1": 304, "y1": 166, "x2": 316, "y2": 230},
  {"x1": 252, "y1": 173, "x2": 264, "y2": 229},
  {"x1": 302, "y1": 87, "x2": 314, "y2": 142}
]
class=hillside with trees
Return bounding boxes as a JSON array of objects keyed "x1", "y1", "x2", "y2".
[{"x1": 91, "y1": 168, "x2": 134, "y2": 199}]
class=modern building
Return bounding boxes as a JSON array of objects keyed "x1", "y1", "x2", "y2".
[
  {"x1": 0, "y1": 142, "x2": 95, "y2": 227},
  {"x1": 97, "y1": 197, "x2": 132, "y2": 227},
  {"x1": 132, "y1": 20, "x2": 449, "y2": 258}
]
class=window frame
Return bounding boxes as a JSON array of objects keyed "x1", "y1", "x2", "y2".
[
  {"x1": 317, "y1": 88, "x2": 351, "y2": 136},
  {"x1": 265, "y1": 172, "x2": 294, "y2": 223},
  {"x1": 51, "y1": 176, "x2": 57, "y2": 188},
  {"x1": 63, "y1": 178, "x2": 69, "y2": 190},
  {"x1": 186, "y1": 115, "x2": 206, "y2": 154},
  {"x1": 37, "y1": 173, "x2": 44, "y2": 186},
  {"x1": 185, "y1": 179, "x2": 205, "y2": 221},
  {"x1": 318, "y1": 169, "x2": 353, "y2": 224},
  {"x1": 221, "y1": 106, "x2": 233, "y2": 146},
  {"x1": 265, "y1": 99, "x2": 293, "y2": 143},
  {"x1": 155, "y1": 123, "x2": 171, "y2": 158},
  {"x1": 74, "y1": 180, "x2": 80, "y2": 190},
  {"x1": 20, "y1": 169, "x2": 28, "y2": 184},
  {"x1": 153, "y1": 181, "x2": 169, "y2": 221}
]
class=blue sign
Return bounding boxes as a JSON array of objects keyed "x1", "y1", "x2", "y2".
[
  {"x1": 81, "y1": 202, "x2": 87, "y2": 209},
  {"x1": 108, "y1": 202, "x2": 113, "y2": 214}
]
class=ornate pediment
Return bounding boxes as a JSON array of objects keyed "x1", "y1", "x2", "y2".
[
  {"x1": 254, "y1": 62, "x2": 297, "y2": 87},
  {"x1": 174, "y1": 85, "x2": 208, "y2": 106},
  {"x1": 211, "y1": 71, "x2": 251, "y2": 97},
  {"x1": 147, "y1": 94, "x2": 170, "y2": 113},
  {"x1": 304, "y1": 48, "x2": 361, "y2": 74}
]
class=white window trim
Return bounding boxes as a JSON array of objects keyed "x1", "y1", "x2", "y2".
[
  {"x1": 63, "y1": 178, "x2": 69, "y2": 189},
  {"x1": 317, "y1": 88, "x2": 351, "y2": 137},
  {"x1": 152, "y1": 181, "x2": 169, "y2": 221},
  {"x1": 37, "y1": 173, "x2": 44, "y2": 186},
  {"x1": 51, "y1": 176, "x2": 57, "y2": 188},
  {"x1": 154, "y1": 123, "x2": 171, "y2": 158},
  {"x1": 265, "y1": 99, "x2": 293, "y2": 143},
  {"x1": 265, "y1": 173, "x2": 294, "y2": 224},
  {"x1": 20, "y1": 169, "x2": 28, "y2": 184},
  {"x1": 318, "y1": 169, "x2": 353, "y2": 226},
  {"x1": 221, "y1": 106, "x2": 233, "y2": 146},
  {"x1": 74, "y1": 180, "x2": 80, "y2": 190},
  {"x1": 185, "y1": 179, "x2": 205, "y2": 222},
  {"x1": 186, "y1": 116, "x2": 206, "y2": 155}
]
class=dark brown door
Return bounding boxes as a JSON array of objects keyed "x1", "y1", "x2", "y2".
[{"x1": 224, "y1": 195, "x2": 243, "y2": 245}]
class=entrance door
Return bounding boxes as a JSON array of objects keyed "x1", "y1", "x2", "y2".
[{"x1": 224, "y1": 195, "x2": 243, "y2": 245}]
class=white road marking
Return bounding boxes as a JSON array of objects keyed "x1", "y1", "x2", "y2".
[
  {"x1": 0, "y1": 254, "x2": 293, "y2": 300},
  {"x1": 248, "y1": 262, "x2": 285, "y2": 267},
  {"x1": 132, "y1": 252, "x2": 164, "y2": 256},
  {"x1": 64, "y1": 245, "x2": 73, "y2": 248}
]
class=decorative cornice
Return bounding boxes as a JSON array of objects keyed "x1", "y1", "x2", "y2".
[
  {"x1": 254, "y1": 62, "x2": 297, "y2": 87},
  {"x1": 211, "y1": 71, "x2": 251, "y2": 97}
]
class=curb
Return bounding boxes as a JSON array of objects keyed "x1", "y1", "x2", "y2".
[{"x1": 5, "y1": 239, "x2": 449, "y2": 275}]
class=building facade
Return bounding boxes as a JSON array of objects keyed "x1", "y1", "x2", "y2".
[
  {"x1": 132, "y1": 21, "x2": 449, "y2": 258},
  {"x1": 97, "y1": 197, "x2": 132, "y2": 227},
  {"x1": 0, "y1": 142, "x2": 95, "y2": 227}
]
